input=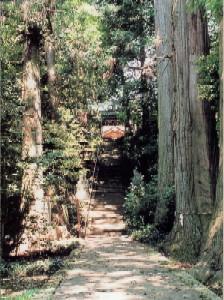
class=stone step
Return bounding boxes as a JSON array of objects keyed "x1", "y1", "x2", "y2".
[
  {"x1": 84, "y1": 149, "x2": 126, "y2": 236},
  {"x1": 100, "y1": 147, "x2": 120, "y2": 152},
  {"x1": 95, "y1": 183, "x2": 123, "y2": 187},
  {"x1": 99, "y1": 158, "x2": 121, "y2": 162},
  {"x1": 90, "y1": 205, "x2": 123, "y2": 212},
  {"x1": 97, "y1": 178, "x2": 122, "y2": 182},
  {"x1": 88, "y1": 231, "x2": 123, "y2": 237},
  {"x1": 91, "y1": 200, "x2": 124, "y2": 206},
  {"x1": 91, "y1": 193, "x2": 124, "y2": 200},
  {"x1": 90, "y1": 216, "x2": 124, "y2": 225},
  {"x1": 95, "y1": 184, "x2": 123, "y2": 188},
  {"x1": 96, "y1": 181, "x2": 122, "y2": 184},
  {"x1": 94, "y1": 190, "x2": 124, "y2": 194},
  {"x1": 89, "y1": 223, "x2": 126, "y2": 235},
  {"x1": 89, "y1": 211, "x2": 124, "y2": 219}
]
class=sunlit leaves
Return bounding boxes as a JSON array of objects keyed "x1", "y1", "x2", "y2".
[
  {"x1": 54, "y1": 0, "x2": 108, "y2": 107},
  {"x1": 187, "y1": 0, "x2": 223, "y2": 19}
]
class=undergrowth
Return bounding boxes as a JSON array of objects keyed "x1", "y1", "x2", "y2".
[
  {"x1": 0, "y1": 241, "x2": 81, "y2": 299},
  {"x1": 123, "y1": 169, "x2": 175, "y2": 244}
]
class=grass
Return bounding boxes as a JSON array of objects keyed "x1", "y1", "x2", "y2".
[
  {"x1": 174, "y1": 271, "x2": 222, "y2": 300},
  {"x1": 0, "y1": 240, "x2": 82, "y2": 300}
]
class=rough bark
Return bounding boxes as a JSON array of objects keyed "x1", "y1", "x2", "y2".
[
  {"x1": 154, "y1": 0, "x2": 175, "y2": 224},
  {"x1": 170, "y1": 1, "x2": 213, "y2": 261},
  {"x1": 16, "y1": 2, "x2": 49, "y2": 255},
  {"x1": 192, "y1": 18, "x2": 223, "y2": 295}
]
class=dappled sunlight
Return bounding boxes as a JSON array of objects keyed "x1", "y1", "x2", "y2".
[
  {"x1": 53, "y1": 235, "x2": 219, "y2": 300},
  {"x1": 2, "y1": 0, "x2": 222, "y2": 298}
]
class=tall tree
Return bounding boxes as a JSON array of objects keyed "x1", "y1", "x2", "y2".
[
  {"x1": 170, "y1": 1, "x2": 213, "y2": 261},
  {"x1": 154, "y1": 0, "x2": 175, "y2": 225},
  {"x1": 17, "y1": 1, "x2": 48, "y2": 255},
  {"x1": 194, "y1": 15, "x2": 223, "y2": 292}
]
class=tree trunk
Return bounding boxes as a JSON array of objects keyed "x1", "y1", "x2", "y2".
[
  {"x1": 170, "y1": 1, "x2": 213, "y2": 261},
  {"x1": 17, "y1": 19, "x2": 49, "y2": 255},
  {"x1": 154, "y1": 0, "x2": 175, "y2": 224},
  {"x1": 192, "y1": 18, "x2": 223, "y2": 294}
]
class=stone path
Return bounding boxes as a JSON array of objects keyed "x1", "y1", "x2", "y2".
[
  {"x1": 53, "y1": 141, "x2": 220, "y2": 300},
  {"x1": 53, "y1": 235, "x2": 220, "y2": 300}
]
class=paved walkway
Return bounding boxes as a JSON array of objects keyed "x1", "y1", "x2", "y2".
[
  {"x1": 53, "y1": 142, "x2": 220, "y2": 300},
  {"x1": 53, "y1": 235, "x2": 220, "y2": 300}
]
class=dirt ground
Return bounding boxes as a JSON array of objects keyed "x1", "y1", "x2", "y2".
[
  {"x1": 53, "y1": 235, "x2": 221, "y2": 300},
  {"x1": 53, "y1": 146, "x2": 221, "y2": 300}
]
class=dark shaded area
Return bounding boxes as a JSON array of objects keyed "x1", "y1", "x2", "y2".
[
  {"x1": 2, "y1": 194, "x2": 24, "y2": 257},
  {"x1": 3, "y1": 241, "x2": 78, "y2": 262}
]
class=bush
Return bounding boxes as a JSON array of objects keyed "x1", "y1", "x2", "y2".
[
  {"x1": 155, "y1": 185, "x2": 175, "y2": 233},
  {"x1": 0, "y1": 262, "x2": 11, "y2": 277},
  {"x1": 131, "y1": 224, "x2": 161, "y2": 244},
  {"x1": 123, "y1": 169, "x2": 176, "y2": 243},
  {"x1": 123, "y1": 169, "x2": 158, "y2": 231}
]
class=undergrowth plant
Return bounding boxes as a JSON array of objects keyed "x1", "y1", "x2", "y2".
[{"x1": 124, "y1": 169, "x2": 175, "y2": 243}]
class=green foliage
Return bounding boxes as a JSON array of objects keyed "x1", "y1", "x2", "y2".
[
  {"x1": 198, "y1": 50, "x2": 219, "y2": 104},
  {"x1": 187, "y1": 0, "x2": 223, "y2": 19},
  {"x1": 1, "y1": 3, "x2": 24, "y2": 245},
  {"x1": 97, "y1": 0, "x2": 158, "y2": 178},
  {"x1": 42, "y1": 108, "x2": 101, "y2": 196},
  {"x1": 197, "y1": 16, "x2": 220, "y2": 133},
  {"x1": 1, "y1": 0, "x2": 104, "y2": 255},
  {"x1": 121, "y1": 114, "x2": 158, "y2": 178},
  {"x1": 0, "y1": 257, "x2": 65, "y2": 278},
  {"x1": 124, "y1": 170, "x2": 175, "y2": 243},
  {"x1": 123, "y1": 169, "x2": 158, "y2": 230},
  {"x1": 131, "y1": 224, "x2": 160, "y2": 244},
  {"x1": 98, "y1": 0, "x2": 155, "y2": 105},
  {"x1": 42, "y1": 110, "x2": 83, "y2": 189},
  {"x1": 54, "y1": 0, "x2": 108, "y2": 108},
  {"x1": 155, "y1": 186, "x2": 175, "y2": 233}
]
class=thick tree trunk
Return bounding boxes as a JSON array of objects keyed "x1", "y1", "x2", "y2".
[
  {"x1": 154, "y1": 0, "x2": 175, "y2": 224},
  {"x1": 17, "y1": 24, "x2": 49, "y2": 255},
  {"x1": 170, "y1": 1, "x2": 213, "y2": 261},
  {"x1": 192, "y1": 19, "x2": 223, "y2": 294}
]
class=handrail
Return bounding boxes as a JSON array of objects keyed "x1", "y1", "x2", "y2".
[{"x1": 83, "y1": 145, "x2": 101, "y2": 238}]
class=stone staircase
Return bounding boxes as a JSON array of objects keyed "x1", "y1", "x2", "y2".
[{"x1": 86, "y1": 140, "x2": 126, "y2": 236}]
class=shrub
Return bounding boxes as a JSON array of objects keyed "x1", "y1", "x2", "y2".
[
  {"x1": 131, "y1": 224, "x2": 161, "y2": 244},
  {"x1": 155, "y1": 185, "x2": 175, "y2": 233},
  {"x1": 0, "y1": 262, "x2": 11, "y2": 277},
  {"x1": 123, "y1": 169, "x2": 176, "y2": 243},
  {"x1": 123, "y1": 169, "x2": 158, "y2": 231}
]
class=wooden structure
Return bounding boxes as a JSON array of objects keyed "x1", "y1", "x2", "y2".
[{"x1": 101, "y1": 112, "x2": 125, "y2": 140}]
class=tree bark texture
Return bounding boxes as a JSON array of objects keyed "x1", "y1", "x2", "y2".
[
  {"x1": 17, "y1": 21, "x2": 49, "y2": 255},
  {"x1": 154, "y1": 0, "x2": 175, "y2": 224},
  {"x1": 192, "y1": 18, "x2": 223, "y2": 292},
  {"x1": 170, "y1": 1, "x2": 213, "y2": 261}
]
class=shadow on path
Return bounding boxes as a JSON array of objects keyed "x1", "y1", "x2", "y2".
[{"x1": 53, "y1": 236, "x2": 220, "y2": 300}]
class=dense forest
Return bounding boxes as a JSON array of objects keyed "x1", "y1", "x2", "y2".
[{"x1": 0, "y1": 0, "x2": 223, "y2": 299}]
